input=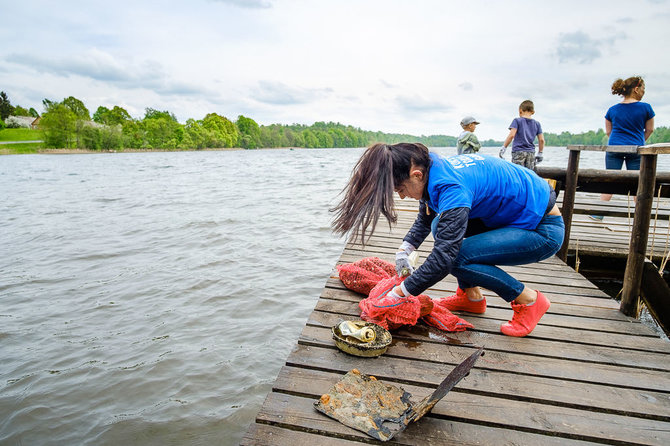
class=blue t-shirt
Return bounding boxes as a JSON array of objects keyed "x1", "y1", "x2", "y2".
[
  {"x1": 510, "y1": 117, "x2": 542, "y2": 152},
  {"x1": 605, "y1": 102, "x2": 655, "y2": 146},
  {"x1": 425, "y1": 153, "x2": 551, "y2": 230}
]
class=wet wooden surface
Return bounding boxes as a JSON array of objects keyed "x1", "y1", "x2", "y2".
[{"x1": 242, "y1": 200, "x2": 670, "y2": 445}]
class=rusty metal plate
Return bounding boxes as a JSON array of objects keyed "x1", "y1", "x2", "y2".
[{"x1": 314, "y1": 348, "x2": 484, "y2": 441}]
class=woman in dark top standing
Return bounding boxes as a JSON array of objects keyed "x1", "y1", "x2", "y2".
[{"x1": 592, "y1": 76, "x2": 655, "y2": 220}]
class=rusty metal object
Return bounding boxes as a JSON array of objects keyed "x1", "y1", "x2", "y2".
[{"x1": 314, "y1": 348, "x2": 484, "y2": 441}]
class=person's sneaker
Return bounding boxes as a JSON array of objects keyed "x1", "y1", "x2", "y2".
[
  {"x1": 589, "y1": 215, "x2": 604, "y2": 221},
  {"x1": 500, "y1": 291, "x2": 550, "y2": 337},
  {"x1": 434, "y1": 288, "x2": 486, "y2": 314}
]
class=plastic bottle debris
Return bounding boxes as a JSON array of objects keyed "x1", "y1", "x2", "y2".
[{"x1": 338, "y1": 321, "x2": 376, "y2": 343}]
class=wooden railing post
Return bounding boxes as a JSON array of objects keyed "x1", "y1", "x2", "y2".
[
  {"x1": 558, "y1": 148, "x2": 580, "y2": 261},
  {"x1": 620, "y1": 153, "x2": 658, "y2": 317}
]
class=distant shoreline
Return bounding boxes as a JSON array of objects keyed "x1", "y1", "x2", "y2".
[{"x1": 0, "y1": 146, "x2": 319, "y2": 155}]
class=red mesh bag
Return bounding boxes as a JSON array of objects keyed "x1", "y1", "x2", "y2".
[
  {"x1": 359, "y1": 276, "x2": 422, "y2": 330},
  {"x1": 339, "y1": 256, "x2": 474, "y2": 333},
  {"x1": 423, "y1": 302, "x2": 474, "y2": 332},
  {"x1": 418, "y1": 295, "x2": 434, "y2": 317},
  {"x1": 337, "y1": 257, "x2": 396, "y2": 295}
]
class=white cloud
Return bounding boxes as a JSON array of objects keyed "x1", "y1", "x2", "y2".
[
  {"x1": 209, "y1": 0, "x2": 273, "y2": 8},
  {"x1": 1, "y1": 0, "x2": 669, "y2": 140},
  {"x1": 253, "y1": 81, "x2": 333, "y2": 105}
]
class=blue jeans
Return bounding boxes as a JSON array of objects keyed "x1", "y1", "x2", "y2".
[
  {"x1": 606, "y1": 152, "x2": 641, "y2": 170},
  {"x1": 433, "y1": 215, "x2": 565, "y2": 302}
]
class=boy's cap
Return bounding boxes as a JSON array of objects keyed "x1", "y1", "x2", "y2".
[{"x1": 460, "y1": 116, "x2": 480, "y2": 126}]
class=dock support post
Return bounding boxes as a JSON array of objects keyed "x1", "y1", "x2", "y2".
[
  {"x1": 558, "y1": 149, "x2": 580, "y2": 261},
  {"x1": 620, "y1": 154, "x2": 658, "y2": 317}
]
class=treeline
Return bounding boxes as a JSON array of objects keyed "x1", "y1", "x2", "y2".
[
  {"x1": 1, "y1": 92, "x2": 456, "y2": 150},
  {"x1": 542, "y1": 127, "x2": 670, "y2": 146},
  {"x1": 1, "y1": 91, "x2": 667, "y2": 150}
]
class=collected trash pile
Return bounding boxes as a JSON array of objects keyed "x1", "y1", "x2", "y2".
[{"x1": 337, "y1": 257, "x2": 473, "y2": 332}]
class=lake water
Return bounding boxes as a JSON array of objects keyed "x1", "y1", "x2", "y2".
[{"x1": 1, "y1": 146, "x2": 668, "y2": 445}]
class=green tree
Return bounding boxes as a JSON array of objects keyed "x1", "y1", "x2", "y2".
[
  {"x1": 80, "y1": 125, "x2": 123, "y2": 151},
  {"x1": 40, "y1": 103, "x2": 77, "y2": 148},
  {"x1": 649, "y1": 126, "x2": 670, "y2": 144},
  {"x1": 236, "y1": 115, "x2": 261, "y2": 149},
  {"x1": 108, "y1": 106, "x2": 132, "y2": 125},
  {"x1": 29, "y1": 107, "x2": 39, "y2": 118},
  {"x1": 94, "y1": 105, "x2": 132, "y2": 126},
  {"x1": 13, "y1": 105, "x2": 31, "y2": 116},
  {"x1": 181, "y1": 119, "x2": 207, "y2": 149},
  {"x1": 0, "y1": 91, "x2": 13, "y2": 120},
  {"x1": 144, "y1": 108, "x2": 177, "y2": 121},
  {"x1": 302, "y1": 129, "x2": 319, "y2": 148},
  {"x1": 62, "y1": 96, "x2": 91, "y2": 120},
  {"x1": 202, "y1": 113, "x2": 239, "y2": 148},
  {"x1": 122, "y1": 120, "x2": 143, "y2": 148},
  {"x1": 141, "y1": 113, "x2": 183, "y2": 149},
  {"x1": 93, "y1": 106, "x2": 111, "y2": 124}
]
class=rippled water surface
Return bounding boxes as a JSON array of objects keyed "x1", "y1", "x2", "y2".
[{"x1": 1, "y1": 147, "x2": 668, "y2": 445}]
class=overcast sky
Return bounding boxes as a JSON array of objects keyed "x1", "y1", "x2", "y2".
[{"x1": 1, "y1": 0, "x2": 668, "y2": 140}]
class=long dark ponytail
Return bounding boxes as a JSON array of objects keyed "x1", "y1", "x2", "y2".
[{"x1": 330, "y1": 142, "x2": 430, "y2": 244}]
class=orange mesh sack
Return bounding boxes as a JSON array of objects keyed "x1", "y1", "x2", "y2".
[
  {"x1": 359, "y1": 276, "x2": 422, "y2": 330},
  {"x1": 337, "y1": 257, "x2": 397, "y2": 295},
  {"x1": 340, "y1": 256, "x2": 474, "y2": 333},
  {"x1": 423, "y1": 302, "x2": 474, "y2": 332}
]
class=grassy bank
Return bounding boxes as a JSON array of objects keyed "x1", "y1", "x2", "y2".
[
  {"x1": 0, "y1": 142, "x2": 43, "y2": 154},
  {"x1": 0, "y1": 128, "x2": 42, "y2": 142},
  {"x1": 0, "y1": 128, "x2": 43, "y2": 154}
]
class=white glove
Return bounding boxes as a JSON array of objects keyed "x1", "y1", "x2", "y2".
[
  {"x1": 499, "y1": 146, "x2": 507, "y2": 158},
  {"x1": 535, "y1": 153, "x2": 544, "y2": 163},
  {"x1": 395, "y1": 241, "x2": 416, "y2": 276},
  {"x1": 388, "y1": 288, "x2": 404, "y2": 299}
]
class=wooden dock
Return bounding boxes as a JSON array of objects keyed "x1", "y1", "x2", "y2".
[
  {"x1": 557, "y1": 192, "x2": 670, "y2": 263},
  {"x1": 243, "y1": 202, "x2": 670, "y2": 445}
]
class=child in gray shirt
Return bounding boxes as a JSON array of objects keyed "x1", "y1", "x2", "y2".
[{"x1": 457, "y1": 116, "x2": 481, "y2": 155}]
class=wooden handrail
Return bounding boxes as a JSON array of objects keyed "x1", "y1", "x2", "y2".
[
  {"x1": 556, "y1": 144, "x2": 669, "y2": 318},
  {"x1": 566, "y1": 144, "x2": 638, "y2": 153}
]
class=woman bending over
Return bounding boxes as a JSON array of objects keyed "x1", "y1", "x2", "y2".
[{"x1": 331, "y1": 143, "x2": 564, "y2": 336}]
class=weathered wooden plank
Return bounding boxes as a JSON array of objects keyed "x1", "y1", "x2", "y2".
[
  {"x1": 272, "y1": 366, "x2": 670, "y2": 445},
  {"x1": 254, "y1": 390, "x2": 606, "y2": 445},
  {"x1": 315, "y1": 292, "x2": 657, "y2": 337},
  {"x1": 321, "y1": 285, "x2": 636, "y2": 323},
  {"x1": 285, "y1": 344, "x2": 670, "y2": 420},
  {"x1": 326, "y1": 275, "x2": 619, "y2": 306},
  {"x1": 308, "y1": 298, "x2": 670, "y2": 353},
  {"x1": 241, "y1": 423, "x2": 364, "y2": 446},
  {"x1": 307, "y1": 310, "x2": 670, "y2": 371},
  {"x1": 566, "y1": 145, "x2": 639, "y2": 153},
  {"x1": 639, "y1": 143, "x2": 670, "y2": 155},
  {"x1": 299, "y1": 324, "x2": 670, "y2": 392}
]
